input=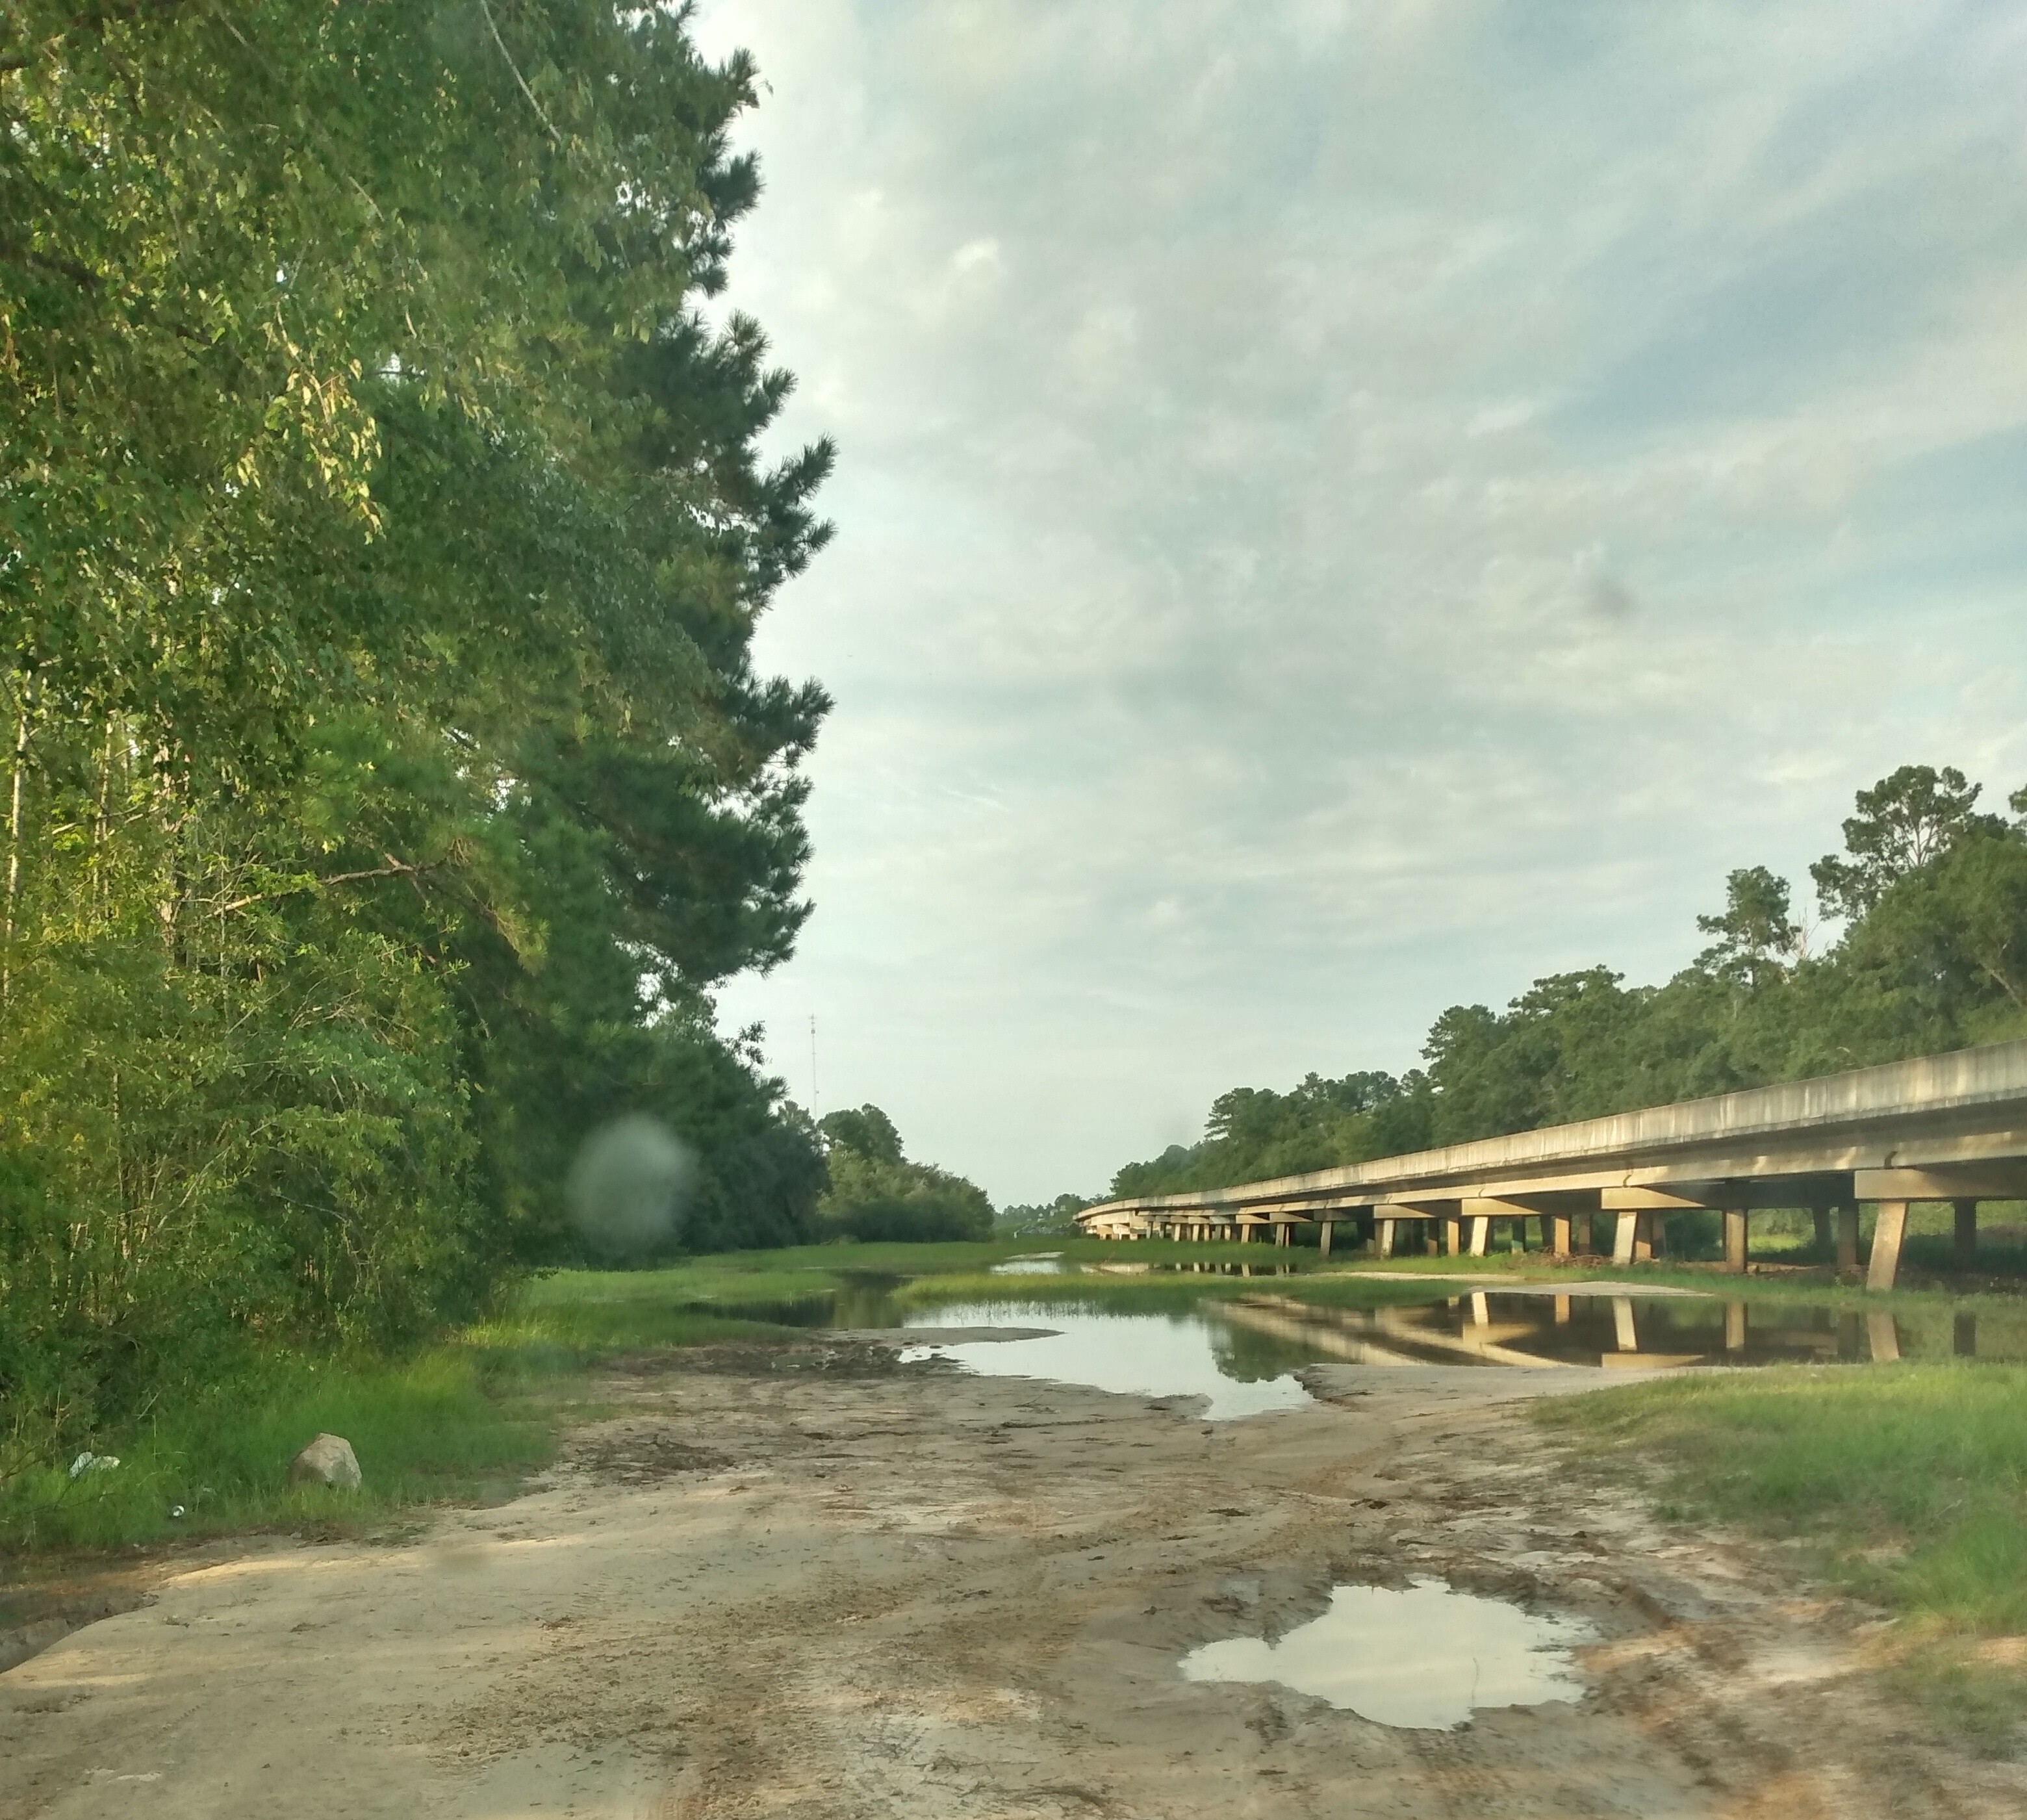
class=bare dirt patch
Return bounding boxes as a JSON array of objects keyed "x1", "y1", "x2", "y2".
[{"x1": 2, "y1": 1343, "x2": 2021, "y2": 1817}]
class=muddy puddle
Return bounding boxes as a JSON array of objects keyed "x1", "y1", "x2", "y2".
[{"x1": 1181, "y1": 1576, "x2": 1594, "y2": 1728}]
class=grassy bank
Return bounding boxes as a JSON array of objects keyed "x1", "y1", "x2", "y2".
[
  {"x1": 1539, "y1": 1364, "x2": 2027, "y2": 1744},
  {"x1": 0, "y1": 1282, "x2": 816, "y2": 1558}
]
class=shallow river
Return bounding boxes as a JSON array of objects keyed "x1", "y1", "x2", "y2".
[{"x1": 738, "y1": 1260, "x2": 2026, "y2": 1419}]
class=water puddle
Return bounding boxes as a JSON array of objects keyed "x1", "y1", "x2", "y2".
[
  {"x1": 1180, "y1": 1577, "x2": 1593, "y2": 1728},
  {"x1": 899, "y1": 1301, "x2": 1312, "y2": 1420}
]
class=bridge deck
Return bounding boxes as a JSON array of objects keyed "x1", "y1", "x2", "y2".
[{"x1": 1077, "y1": 1040, "x2": 2027, "y2": 1288}]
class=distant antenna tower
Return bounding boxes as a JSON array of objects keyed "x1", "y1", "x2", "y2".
[{"x1": 810, "y1": 1014, "x2": 819, "y2": 1118}]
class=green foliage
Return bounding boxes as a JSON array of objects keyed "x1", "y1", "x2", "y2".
[
  {"x1": 815, "y1": 1105, "x2": 993, "y2": 1242},
  {"x1": 1114, "y1": 763, "x2": 2027, "y2": 1195},
  {"x1": 0, "y1": 1347, "x2": 555, "y2": 1554},
  {"x1": 1809, "y1": 764, "x2": 2002, "y2": 923},
  {"x1": 1111, "y1": 1071, "x2": 1432, "y2": 1197},
  {"x1": 1, "y1": 4, "x2": 832, "y2": 1469},
  {"x1": 995, "y1": 1193, "x2": 1094, "y2": 1237},
  {"x1": 818, "y1": 1105, "x2": 904, "y2": 1166}
]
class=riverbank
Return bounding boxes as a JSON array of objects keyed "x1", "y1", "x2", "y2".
[{"x1": 6, "y1": 1331, "x2": 2021, "y2": 1817}]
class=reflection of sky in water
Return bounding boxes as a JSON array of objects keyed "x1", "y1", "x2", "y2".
[
  {"x1": 1182, "y1": 1578, "x2": 1593, "y2": 1729},
  {"x1": 988, "y1": 1255, "x2": 1066, "y2": 1275},
  {"x1": 902, "y1": 1301, "x2": 1312, "y2": 1420}
]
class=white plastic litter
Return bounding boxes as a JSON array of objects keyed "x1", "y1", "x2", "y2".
[{"x1": 68, "y1": 1451, "x2": 120, "y2": 1480}]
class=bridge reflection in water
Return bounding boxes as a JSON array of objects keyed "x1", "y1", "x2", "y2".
[{"x1": 1217, "y1": 1292, "x2": 2008, "y2": 1370}]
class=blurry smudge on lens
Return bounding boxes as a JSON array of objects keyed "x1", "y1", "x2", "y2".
[{"x1": 567, "y1": 1114, "x2": 695, "y2": 1259}]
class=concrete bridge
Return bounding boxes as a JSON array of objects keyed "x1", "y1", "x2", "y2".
[{"x1": 1076, "y1": 1040, "x2": 2027, "y2": 1290}]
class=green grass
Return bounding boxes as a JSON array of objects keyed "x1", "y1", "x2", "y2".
[
  {"x1": 0, "y1": 1347, "x2": 557, "y2": 1556},
  {"x1": 1539, "y1": 1363, "x2": 2027, "y2": 1748}
]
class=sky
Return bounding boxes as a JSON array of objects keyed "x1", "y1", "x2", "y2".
[{"x1": 693, "y1": 0, "x2": 2027, "y2": 1206}]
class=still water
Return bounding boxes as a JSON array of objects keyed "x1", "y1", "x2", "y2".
[
  {"x1": 722, "y1": 1270, "x2": 2022, "y2": 1414},
  {"x1": 900, "y1": 1302, "x2": 1312, "y2": 1420},
  {"x1": 1181, "y1": 1578, "x2": 1594, "y2": 1728}
]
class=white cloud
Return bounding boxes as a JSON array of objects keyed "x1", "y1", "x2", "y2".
[{"x1": 696, "y1": 0, "x2": 2027, "y2": 1200}]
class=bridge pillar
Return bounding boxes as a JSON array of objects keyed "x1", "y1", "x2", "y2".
[
  {"x1": 1375, "y1": 1217, "x2": 1396, "y2": 1259},
  {"x1": 1954, "y1": 1198, "x2": 1978, "y2": 1268},
  {"x1": 1866, "y1": 1200, "x2": 1909, "y2": 1292},
  {"x1": 1548, "y1": 1211, "x2": 1572, "y2": 1259},
  {"x1": 1238, "y1": 1222, "x2": 1252, "y2": 1244},
  {"x1": 1812, "y1": 1207, "x2": 1832, "y2": 1253},
  {"x1": 1466, "y1": 1215, "x2": 1490, "y2": 1257},
  {"x1": 1442, "y1": 1216, "x2": 1460, "y2": 1257},
  {"x1": 1318, "y1": 1218, "x2": 1332, "y2": 1259},
  {"x1": 1836, "y1": 1203, "x2": 1860, "y2": 1273},
  {"x1": 1611, "y1": 1211, "x2": 1637, "y2": 1265},
  {"x1": 1723, "y1": 1208, "x2": 1748, "y2": 1274}
]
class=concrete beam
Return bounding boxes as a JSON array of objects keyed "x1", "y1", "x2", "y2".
[
  {"x1": 1854, "y1": 1165, "x2": 2027, "y2": 1201},
  {"x1": 1600, "y1": 1186, "x2": 1713, "y2": 1211}
]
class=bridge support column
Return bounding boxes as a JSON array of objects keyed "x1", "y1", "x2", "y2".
[
  {"x1": 1548, "y1": 1211, "x2": 1572, "y2": 1259},
  {"x1": 1375, "y1": 1218, "x2": 1396, "y2": 1259},
  {"x1": 1866, "y1": 1200, "x2": 1908, "y2": 1292},
  {"x1": 1466, "y1": 1215, "x2": 1490, "y2": 1258},
  {"x1": 1812, "y1": 1207, "x2": 1832, "y2": 1253},
  {"x1": 1611, "y1": 1211, "x2": 1637, "y2": 1264},
  {"x1": 1723, "y1": 1208, "x2": 1748, "y2": 1274},
  {"x1": 1837, "y1": 1203, "x2": 1860, "y2": 1273},
  {"x1": 1275, "y1": 1222, "x2": 1290, "y2": 1249},
  {"x1": 1318, "y1": 1219, "x2": 1332, "y2": 1259},
  {"x1": 1955, "y1": 1198, "x2": 1978, "y2": 1268},
  {"x1": 1442, "y1": 1216, "x2": 1460, "y2": 1257},
  {"x1": 1238, "y1": 1222, "x2": 1252, "y2": 1244}
]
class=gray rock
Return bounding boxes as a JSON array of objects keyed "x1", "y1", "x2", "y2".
[{"x1": 288, "y1": 1432, "x2": 361, "y2": 1491}]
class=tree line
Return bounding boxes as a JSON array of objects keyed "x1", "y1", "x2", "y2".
[
  {"x1": 1, "y1": 4, "x2": 836, "y2": 1458},
  {"x1": 1111, "y1": 765, "x2": 2027, "y2": 1198}
]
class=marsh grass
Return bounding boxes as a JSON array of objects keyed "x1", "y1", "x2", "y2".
[{"x1": 1539, "y1": 1363, "x2": 2027, "y2": 1747}]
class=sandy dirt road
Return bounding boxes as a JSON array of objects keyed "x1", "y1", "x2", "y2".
[{"x1": 3, "y1": 1337, "x2": 2022, "y2": 1819}]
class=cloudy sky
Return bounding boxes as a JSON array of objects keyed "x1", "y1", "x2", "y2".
[{"x1": 694, "y1": 0, "x2": 2027, "y2": 1205}]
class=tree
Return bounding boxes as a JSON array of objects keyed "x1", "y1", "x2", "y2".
[
  {"x1": 820, "y1": 1106, "x2": 904, "y2": 1166},
  {"x1": 1696, "y1": 866, "x2": 1804, "y2": 986},
  {"x1": 1810, "y1": 765, "x2": 2001, "y2": 922},
  {"x1": 815, "y1": 1105, "x2": 993, "y2": 1242},
  {"x1": 0, "y1": 3, "x2": 836, "y2": 1457}
]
